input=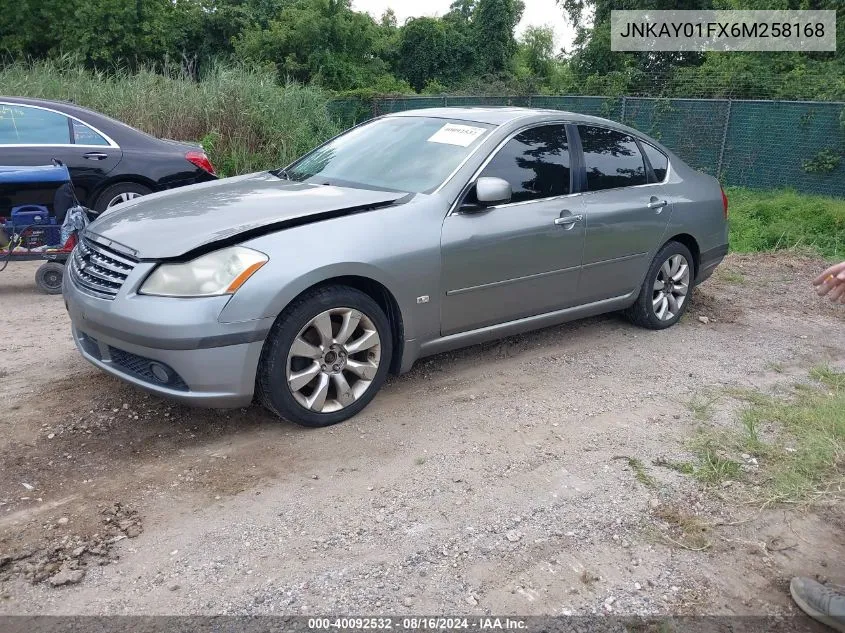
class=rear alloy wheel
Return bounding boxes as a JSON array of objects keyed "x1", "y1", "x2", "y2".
[
  {"x1": 652, "y1": 254, "x2": 691, "y2": 321},
  {"x1": 107, "y1": 191, "x2": 143, "y2": 207},
  {"x1": 94, "y1": 182, "x2": 152, "y2": 213},
  {"x1": 258, "y1": 286, "x2": 392, "y2": 426},
  {"x1": 625, "y1": 241, "x2": 694, "y2": 329}
]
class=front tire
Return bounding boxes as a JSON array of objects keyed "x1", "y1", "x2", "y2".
[
  {"x1": 257, "y1": 285, "x2": 393, "y2": 427},
  {"x1": 625, "y1": 241, "x2": 694, "y2": 330}
]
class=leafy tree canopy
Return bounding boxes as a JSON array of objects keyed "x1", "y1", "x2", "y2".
[{"x1": 0, "y1": 0, "x2": 842, "y2": 98}]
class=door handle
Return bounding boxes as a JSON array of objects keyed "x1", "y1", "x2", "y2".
[
  {"x1": 554, "y1": 213, "x2": 583, "y2": 228},
  {"x1": 83, "y1": 152, "x2": 108, "y2": 160},
  {"x1": 647, "y1": 198, "x2": 668, "y2": 210}
]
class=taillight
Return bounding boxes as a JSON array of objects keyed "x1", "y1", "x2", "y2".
[
  {"x1": 720, "y1": 187, "x2": 728, "y2": 219},
  {"x1": 186, "y1": 150, "x2": 216, "y2": 176}
]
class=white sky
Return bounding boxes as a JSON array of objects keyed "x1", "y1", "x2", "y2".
[{"x1": 353, "y1": 0, "x2": 577, "y2": 52}]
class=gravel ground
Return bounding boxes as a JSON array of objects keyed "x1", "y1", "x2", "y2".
[{"x1": 0, "y1": 254, "x2": 843, "y2": 619}]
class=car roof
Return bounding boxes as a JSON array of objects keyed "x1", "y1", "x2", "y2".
[
  {"x1": 1, "y1": 96, "x2": 119, "y2": 126},
  {"x1": 0, "y1": 96, "x2": 166, "y2": 148},
  {"x1": 388, "y1": 106, "x2": 616, "y2": 127},
  {"x1": 388, "y1": 106, "x2": 673, "y2": 155}
]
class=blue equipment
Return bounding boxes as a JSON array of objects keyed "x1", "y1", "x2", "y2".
[
  {"x1": 0, "y1": 162, "x2": 81, "y2": 293},
  {"x1": 8, "y1": 205, "x2": 60, "y2": 247}
]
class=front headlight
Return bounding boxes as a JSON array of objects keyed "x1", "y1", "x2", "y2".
[{"x1": 139, "y1": 246, "x2": 268, "y2": 297}]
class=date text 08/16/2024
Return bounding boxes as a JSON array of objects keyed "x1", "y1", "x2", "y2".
[{"x1": 307, "y1": 618, "x2": 527, "y2": 630}]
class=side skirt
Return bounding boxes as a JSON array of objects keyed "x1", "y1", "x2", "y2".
[{"x1": 399, "y1": 291, "x2": 637, "y2": 372}]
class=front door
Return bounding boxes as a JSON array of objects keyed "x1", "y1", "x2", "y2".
[{"x1": 440, "y1": 124, "x2": 585, "y2": 335}]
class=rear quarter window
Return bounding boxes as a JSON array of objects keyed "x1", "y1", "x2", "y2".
[
  {"x1": 642, "y1": 143, "x2": 669, "y2": 182},
  {"x1": 72, "y1": 120, "x2": 110, "y2": 146}
]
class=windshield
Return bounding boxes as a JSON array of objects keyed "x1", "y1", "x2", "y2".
[{"x1": 285, "y1": 116, "x2": 493, "y2": 194}]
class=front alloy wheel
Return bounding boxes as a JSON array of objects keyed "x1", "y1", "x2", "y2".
[
  {"x1": 286, "y1": 307, "x2": 381, "y2": 413},
  {"x1": 258, "y1": 285, "x2": 393, "y2": 427}
]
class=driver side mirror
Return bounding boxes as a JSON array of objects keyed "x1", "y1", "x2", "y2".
[{"x1": 475, "y1": 177, "x2": 511, "y2": 206}]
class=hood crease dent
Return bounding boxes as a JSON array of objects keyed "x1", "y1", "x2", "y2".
[{"x1": 84, "y1": 172, "x2": 410, "y2": 261}]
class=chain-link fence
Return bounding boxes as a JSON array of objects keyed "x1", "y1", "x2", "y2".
[{"x1": 330, "y1": 96, "x2": 845, "y2": 198}]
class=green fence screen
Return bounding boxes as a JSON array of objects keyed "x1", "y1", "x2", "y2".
[{"x1": 330, "y1": 96, "x2": 845, "y2": 198}]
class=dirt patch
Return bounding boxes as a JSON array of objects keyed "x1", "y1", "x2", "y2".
[
  {"x1": 689, "y1": 287, "x2": 744, "y2": 324},
  {"x1": 0, "y1": 255, "x2": 842, "y2": 617},
  {"x1": 1, "y1": 503, "x2": 142, "y2": 586}
]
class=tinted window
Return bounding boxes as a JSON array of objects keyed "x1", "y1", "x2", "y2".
[
  {"x1": 480, "y1": 125, "x2": 570, "y2": 203},
  {"x1": 578, "y1": 126, "x2": 646, "y2": 191},
  {"x1": 642, "y1": 143, "x2": 668, "y2": 182},
  {"x1": 72, "y1": 120, "x2": 109, "y2": 146},
  {"x1": 0, "y1": 104, "x2": 71, "y2": 144}
]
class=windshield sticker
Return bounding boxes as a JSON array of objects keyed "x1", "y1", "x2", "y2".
[{"x1": 427, "y1": 123, "x2": 486, "y2": 147}]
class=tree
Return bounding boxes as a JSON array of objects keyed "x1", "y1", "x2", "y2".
[
  {"x1": 235, "y1": 0, "x2": 393, "y2": 90},
  {"x1": 61, "y1": 0, "x2": 180, "y2": 67},
  {"x1": 379, "y1": 8, "x2": 397, "y2": 28},
  {"x1": 472, "y1": 0, "x2": 524, "y2": 74},
  {"x1": 0, "y1": 0, "x2": 179, "y2": 67},
  {"x1": 0, "y1": 0, "x2": 62, "y2": 59},
  {"x1": 519, "y1": 25, "x2": 556, "y2": 79},
  {"x1": 558, "y1": 0, "x2": 712, "y2": 92},
  {"x1": 445, "y1": 0, "x2": 476, "y2": 23},
  {"x1": 396, "y1": 17, "x2": 475, "y2": 91}
]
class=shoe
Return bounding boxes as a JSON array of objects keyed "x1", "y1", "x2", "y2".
[{"x1": 791, "y1": 577, "x2": 845, "y2": 633}]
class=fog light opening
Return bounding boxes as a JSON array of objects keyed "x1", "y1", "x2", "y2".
[{"x1": 149, "y1": 362, "x2": 171, "y2": 384}]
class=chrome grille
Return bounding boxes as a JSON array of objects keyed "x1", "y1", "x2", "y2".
[{"x1": 69, "y1": 237, "x2": 137, "y2": 299}]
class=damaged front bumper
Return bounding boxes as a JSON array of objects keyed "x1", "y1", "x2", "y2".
[{"x1": 63, "y1": 259, "x2": 274, "y2": 408}]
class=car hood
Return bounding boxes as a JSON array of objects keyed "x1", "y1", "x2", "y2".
[{"x1": 85, "y1": 172, "x2": 407, "y2": 260}]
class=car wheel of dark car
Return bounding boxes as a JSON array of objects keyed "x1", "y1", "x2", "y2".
[
  {"x1": 257, "y1": 285, "x2": 393, "y2": 427},
  {"x1": 94, "y1": 182, "x2": 152, "y2": 212},
  {"x1": 35, "y1": 261, "x2": 66, "y2": 295},
  {"x1": 625, "y1": 241, "x2": 694, "y2": 330}
]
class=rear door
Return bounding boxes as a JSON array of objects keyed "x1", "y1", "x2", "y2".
[
  {"x1": 0, "y1": 102, "x2": 122, "y2": 206},
  {"x1": 575, "y1": 125, "x2": 673, "y2": 303}
]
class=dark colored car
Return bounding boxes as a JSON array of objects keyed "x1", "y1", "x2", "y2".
[{"x1": 0, "y1": 97, "x2": 217, "y2": 215}]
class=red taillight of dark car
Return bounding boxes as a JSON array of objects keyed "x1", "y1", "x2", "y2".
[
  {"x1": 721, "y1": 187, "x2": 729, "y2": 219},
  {"x1": 186, "y1": 150, "x2": 216, "y2": 176}
]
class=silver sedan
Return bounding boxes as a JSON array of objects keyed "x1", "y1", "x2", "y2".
[{"x1": 63, "y1": 107, "x2": 728, "y2": 426}]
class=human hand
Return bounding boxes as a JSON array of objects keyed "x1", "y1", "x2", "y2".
[{"x1": 813, "y1": 261, "x2": 845, "y2": 303}]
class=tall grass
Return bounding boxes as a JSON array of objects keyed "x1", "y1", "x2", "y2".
[
  {"x1": 0, "y1": 59, "x2": 342, "y2": 176},
  {"x1": 728, "y1": 187, "x2": 845, "y2": 258}
]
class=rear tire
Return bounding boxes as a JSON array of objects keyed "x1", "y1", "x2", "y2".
[
  {"x1": 35, "y1": 261, "x2": 65, "y2": 295},
  {"x1": 625, "y1": 241, "x2": 694, "y2": 330},
  {"x1": 257, "y1": 285, "x2": 393, "y2": 427},
  {"x1": 94, "y1": 182, "x2": 152, "y2": 213}
]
